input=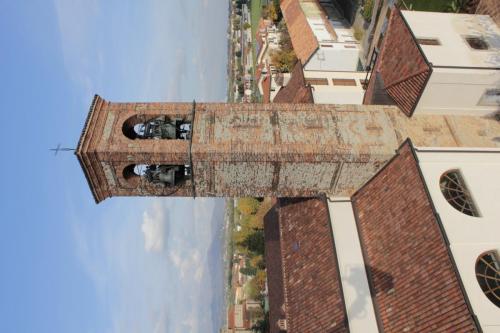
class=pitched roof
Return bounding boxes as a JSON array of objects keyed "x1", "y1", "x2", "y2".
[
  {"x1": 272, "y1": 62, "x2": 313, "y2": 103},
  {"x1": 263, "y1": 202, "x2": 286, "y2": 333},
  {"x1": 352, "y1": 141, "x2": 479, "y2": 332},
  {"x1": 265, "y1": 197, "x2": 349, "y2": 333},
  {"x1": 262, "y1": 75, "x2": 272, "y2": 104},
  {"x1": 280, "y1": 0, "x2": 319, "y2": 65},
  {"x1": 476, "y1": 0, "x2": 500, "y2": 26},
  {"x1": 363, "y1": 8, "x2": 431, "y2": 116}
]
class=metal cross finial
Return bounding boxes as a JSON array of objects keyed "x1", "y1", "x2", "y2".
[{"x1": 50, "y1": 143, "x2": 75, "y2": 156}]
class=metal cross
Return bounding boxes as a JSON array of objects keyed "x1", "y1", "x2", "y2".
[{"x1": 50, "y1": 143, "x2": 75, "y2": 156}]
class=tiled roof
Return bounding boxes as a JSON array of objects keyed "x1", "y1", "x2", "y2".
[
  {"x1": 263, "y1": 201, "x2": 286, "y2": 333},
  {"x1": 265, "y1": 197, "x2": 349, "y2": 333},
  {"x1": 281, "y1": 0, "x2": 319, "y2": 65},
  {"x1": 476, "y1": 0, "x2": 500, "y2": 26},
  {"x1": 262, "y1": 75, "x2": 271, "y2": 104},
  {"x1": 273, "y1": 62, "x2": 313, "y2": 103},
  {"x1": 352, "y1": 141, "x2": 479, "y2": 332},
  {"x1": 364, "y1": 8, "x2": 431, "y2": 116},
  {"x1": 228, "y1": 307, "x2": 235, "y2": 329},
  {"x1": 255, "y1": 64, "x2": 264, "y2": 83}
]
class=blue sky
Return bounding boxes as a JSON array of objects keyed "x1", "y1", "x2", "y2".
[{"x1": 0, "y1": 1, "x2": 228, "y2": 332}]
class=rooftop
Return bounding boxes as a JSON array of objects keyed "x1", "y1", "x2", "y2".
[
  {"x1": 265, "y1": 197, "x2": 349, "y2": 333},
  {"x1": 273, "y1": 62, "x2": 313, "y2": 103},
  {"x1": 402, "y1": 10, "x2": 500, "y2": 68}
]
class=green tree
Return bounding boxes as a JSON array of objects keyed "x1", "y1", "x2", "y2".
[
  {"x1": 446, "y1": 0, "x2": 469, "y2": 13},
  {"x1": 239, "y1": 230, "x2": 265, "y2": 255},
  {"x1": 362, "y1": 0, "x2": 374, "y2": 22},
  {"x1": 247, "y1": 270, "x2": 266, "y2": 300},
  {"x1": 251, "y1": 312, "x2": 269, "y2": 333},
  {"x1": 270, "y1": 49, "x2": 297, "y2": 73},
  {"x1": 240, "y1": 266, "x2": 257, "y2": 276},
  {"x1": 266, "y1": 3, "x2": 279, "y2": 22},
  {"x1": 250, "y1": 255, "x2": 266, "y2": 270},
  {"x1": 238, "y1": 197, "x2": 261, "y2": 216}
]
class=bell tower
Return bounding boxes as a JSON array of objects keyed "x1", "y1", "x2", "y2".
[
  {"x1": 76, "y1": 95, "x2": 195, "y2": 202},
  {"x1": 77, "y1": 95, "x2": 500, "y2": 203}
]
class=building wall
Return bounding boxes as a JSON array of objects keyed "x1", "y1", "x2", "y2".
[
  {"x1": 304, "y1": 47, "x2": 360, "y2": 72},
  {"x1": 416, "y1": 149, "x2": 500, "y2": 331},
  {"x1": 191, "y1": 103, "x2": 401, "y2": 198},
  {"x1": 416, "y1": 68, "x2": 500, "y2": 116},
  {"x1": 352, "y1": 142, "x2": 478, "y2": 332},
  {"x1": 304, "y1": 71, "x2": 366, "y2": 104},
  {"x1": 402, "y1": 11, "x2": 500, "y2": 69}
]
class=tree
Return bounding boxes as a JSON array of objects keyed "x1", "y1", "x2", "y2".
[
  {"x1": 240, "y1": 266, "x2": 257, "y2": 276},
  {"x1": 266, "y1": 3, "x2": 278, "y2": 22},
  {"x1": 446, "y1": 0, "x2": 469, "y2": 13},
  {"x1": 243, "y1": 22, "x2": 251, "y2": 30},
  {"x1": 362, "y1": 0, "x2": 374, "y2": 22},
  {"x1": 238, "y1": 83, "x2": 245, "y2": 95},
  {"x1": 278, "y1": 31, "x2": 293, "y2": 52},
  {"x1": 238, "y1": 197, "x2": 261, "y2": 216},
  {"x1": 239, "y1": 230, "x2": 265, "y2": 255},
  {"x1": 250, "y1": 255, "x2": 266, "y2": 270},
  {"x1": 247, "y1": 270, "x2": 266, "y2": 300},
  {"x1": 251, "y1": 312, "x2": 269, "y2": 333},
  {"x1": 270, "y1": 49, "x2": 297, "y2": 73}
]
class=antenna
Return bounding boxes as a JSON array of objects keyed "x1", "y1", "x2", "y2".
[{"x1": 50, "y1": 143, "x2": 75, "y2": 156}]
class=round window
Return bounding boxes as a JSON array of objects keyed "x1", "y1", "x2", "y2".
[
  {"x1": 440, "y1": 170, "x2": 480, "y2": 217},
  {"x1": 476, "y1": 251, "x2": 500, "y2": 308}
]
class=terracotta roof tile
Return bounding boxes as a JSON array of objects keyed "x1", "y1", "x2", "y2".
[
  {"x1": 262, "y1": 75, "x2": 271, "y2": 104},
  {"x1": 273, "y1": 62, "x2": 313, "y2": 103},
  {"x1": 265, "y1": 197, "x2": 348, "y2": 333},
  {"x1": 363, "y1": 8, "x2": 431, "y2": 116},
  {"x1": 264, "y1": 202, "x2": 286, "y2": 333},
  {"x1": 281, "y1": 0, "x2": 319, "y2": 65},
  {"x1": 352, "y1": 142, "x2": 479, "y2": 332}
]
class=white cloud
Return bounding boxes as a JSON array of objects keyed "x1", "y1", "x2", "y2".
[
  {"x1": 141, "y1": 200, "x2": 167, "y2": 252},
  {"x1": 169, "y1": 248, "x2": 202, "y2": 279},
  {"x1": 53, "y1": 0, "x2": 101, "y2": 98}
]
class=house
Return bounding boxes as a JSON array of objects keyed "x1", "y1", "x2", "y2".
[
  {"x1": 272, "y1": 62, "x2": 313, "y2": 103},
  {"x1": 304, "y1": 70, "x2": 367, "y2": 104},
  {"x1": 280, "y1": 0, "x2": 361, "y2": 72},
  {"x1": 264, "y1": 140, "x2": 500, "y2": 333},
  {"x1": 364, "y1": 9, "x2": 500, "y2": 117}
]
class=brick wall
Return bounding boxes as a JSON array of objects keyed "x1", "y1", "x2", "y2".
[
  {"x1": 352, "y1": 142, "x2": 478, "y2": 332},
  {"x1": 278, "y1": 198, "x2": 348, "y2": 333}
]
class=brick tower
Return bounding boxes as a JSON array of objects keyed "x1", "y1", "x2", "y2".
[{"x1": 76, "y1": 95, "x2": 500, "y2": 203}]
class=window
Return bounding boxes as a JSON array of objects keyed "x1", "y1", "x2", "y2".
[
  {"x1": 122, "y1": 115, "x2": 191, "y2": 140},
  {"x1": 465, "y1": 36, "x2": 489, "y2": 50},
  {"x1": 305, "y1": 78, "x2": 329, "y2": 86},
  {"x1": 440, "y1": 170, "x2": 480, "y2": 217},
  {"x1": 478, "y1": 89, "x2": 500, "y2": 106},
  {"x1": 332, "y1": 78, "x2": 357, "y2": 86},
  {"x1": 476, "y1": 251, "x2": 500, "y2": 308},
  {"x1": 417, "y1": 38, "x2": 441, "y2": 46},
  {"x1": 123, "y1": 164, "x2": 190, "y2": 187}
]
